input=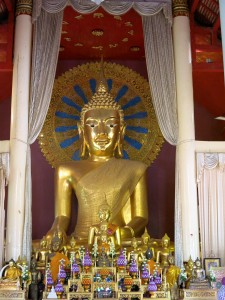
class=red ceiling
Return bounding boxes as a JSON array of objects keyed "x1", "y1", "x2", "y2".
[
  {"x1": 59, "y1": 6, "x2": 144, "y2": 60},
  {"x1": 0, "y1": 1, "x2": 224, "y2": 117}
]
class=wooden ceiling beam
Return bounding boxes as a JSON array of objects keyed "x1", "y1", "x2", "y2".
[
  {"x1": 213, "y1": 16, "x2": 220, "y2": 32},
  {"x1": 2, "y1": 0, "x2": 12, "y2": 11},
  {"x1": 191, "y1": 0, "x2": 200, "y2": 14}
]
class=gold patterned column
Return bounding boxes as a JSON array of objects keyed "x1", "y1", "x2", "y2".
[
  {"x1": 6, "y1": 0, "x2": 32, "y2": 261},
  {"x1": 172, "y1": 0, "x2": 200, "y2": 263},
  {"x1": 172, "y1": 0, "x2": 189, "y2": 18},
  {"x1": 16, "y1": 0, "x2": 32, "y2": 16}
]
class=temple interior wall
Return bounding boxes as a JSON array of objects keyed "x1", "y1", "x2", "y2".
[{"x1": 0, "y1": 59, "x2": 224, "y2": 244}]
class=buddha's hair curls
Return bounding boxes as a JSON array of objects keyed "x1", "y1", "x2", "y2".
[{"x1": 80, "y1": 80, "x2": 124, "y2": 125}]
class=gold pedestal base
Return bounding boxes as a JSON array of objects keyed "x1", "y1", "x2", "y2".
[
  {"x1": 0, "y1": 290, "x2": 26, "y2": 300},
  {"x1": 183, "y1": 288, "x2": 217, "y2": 300}
]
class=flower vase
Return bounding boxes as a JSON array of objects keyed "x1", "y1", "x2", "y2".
[
  {"x1": 124, "y1": 275, "x2": 133, "y2": 292},
  {"x1": 83, "y1": 284, "x2": 90, "y2": 292},
  {"x1": 56, "y1": 291, "x2": 63, "y2": 299},
  {"x1": 47, "y1": 284, "x2": 53, "y2": 292}
]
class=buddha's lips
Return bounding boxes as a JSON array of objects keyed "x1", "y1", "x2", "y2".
[{"x1": 95, "y1": 138, "x2": 110, "y2": 145}]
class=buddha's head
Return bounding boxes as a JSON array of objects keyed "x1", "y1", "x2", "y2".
[
  {"x1": 51, "y1": 236, "x2": 62, "y2": 252},
  {"x1": 8, "y1": 259, "x2": 15, "y2": 267},
  {"x1": 187, "y1": 256, "x2": 194, "y2": 269},
  {"x1": 70, "y1": 236, "x2": 76, "y2": 248},
  {"x1": 40, "y1": 236, "x2": 47, "y2": 249},
  {"x1": 98, "y1": 203, "x2": 111, "y2": 222},
  {"x1": 161, "y1": 233, "x2": 170, "y2": 248},
  {"x1": 141, "y1": 227, "x2": 151, "y2": 245},
  {"x1": 79, "y1": 80, "x2": 125, "y2": 160}
]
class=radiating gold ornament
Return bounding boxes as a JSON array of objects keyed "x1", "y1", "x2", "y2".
[{"x1": 39, "y1": 62, "x2": 163, "y2": 167}]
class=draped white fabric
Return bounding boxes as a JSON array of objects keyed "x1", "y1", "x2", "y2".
[
  {"x1": 197, "y1": 153, "x2": 225, "y2": 266},
  {"x1": 25, "y1": 0, "x2": 181, "y2": 264},
  {"x1": 0, "y1": 153, "x2": 9, "y2": 269},
  {"x1": 33, "y1": 0, "x2": 172, "y2": 22},
  {"x1": 142, "y1": 11, "x2": 180, "y2": 265},
  {"x1": 22, "y1": 8, "x2": 63, "y2": 262}
]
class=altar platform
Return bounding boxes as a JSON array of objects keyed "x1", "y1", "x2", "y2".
[{"x1": 183, "y1": 288, "x2": 217, "y2": 300}]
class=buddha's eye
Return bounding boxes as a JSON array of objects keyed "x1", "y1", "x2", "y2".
[{"x1": 108, "y1": 123, "x2": 117, "y2": 128}]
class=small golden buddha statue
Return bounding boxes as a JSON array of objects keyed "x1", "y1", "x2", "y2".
[
  {"x1": 66, "y1": 236, "x2": 79, "y2": 260},
  {"x1": 127, "y1": 237, "x2": 142, "y2": 264},
  {"x1": 46, "y1": 72, "x2": 148, "y2": 244},
  {"x1": 36, "y1": 236, "x2": 49, "y2": 267},
  {"x1": 140, "y1": 228, "x2": 156, "y2": 260},
  {"x1": 3, "y1": 259, "x2": 22, "y2": 281},
  {"x1": 166, "y1": 254, "x2": 180, "y2": 288},
  {"x1": 156, "y1": 233, "x2": 171, "y2": 270},
  {"x1": 185, "y1": 256, "x2": 194, "y2": 288},
  {"x1": 88, "y1": 203, "x2": 121, "y2": 253}
]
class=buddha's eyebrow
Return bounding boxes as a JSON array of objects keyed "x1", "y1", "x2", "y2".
[
  {"x1": 85, "y1": 117, "x2": 97, "y2": 121},
  {"x1": 105, "y1": 117, "x2": 119, "y2": 121}
]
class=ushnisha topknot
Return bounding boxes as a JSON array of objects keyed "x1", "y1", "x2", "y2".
[{"x1": 80, "y1": 61, "x2": 124, "y2": 125}]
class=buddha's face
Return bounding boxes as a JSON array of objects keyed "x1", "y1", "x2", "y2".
[
  {"x1": 162, "y1": 239, "x2": 169, "y2": 248},
  {"x1": 83, "y1": 108, "x2": 121, "y2": 159},
  {"x1": 142, "y1": 235, "x2": 150, "y2": 245},
  {"x1": 98, "y1": 208, "x2": 110, "y2": 221}
]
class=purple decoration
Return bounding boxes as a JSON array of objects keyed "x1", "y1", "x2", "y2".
[
  {"x1": 55, "y1": 279, "x2": 64, "y2": 293},
  {"x1": 129, "y1": 260, "x2": 138, "y2": 273},
  {"x1": 117, "y1": 250, "x2": 127, "y2": 267},
  {"x1": 59, "y1": 266, "x2": 66, "y2": 279},
  {"x1": 141, "y1": 267, "x2": 149, "y2": 279},
  {"x1": 222, "y1": 277, "x2": 225, "y2": 285},
  {"x1": 72, "y1": 262, "x2": 80, "y2": 273},
  {"x1": 47, "y1": 272, "x2": 54, "y2": 286},
  {"x1": 148, "y1": 278, "x2": 157, "y2": 292},
  {"x1": 84, "y1": 249, "x2": 92, "y2": 267},
  {"x1": 154, "y1": 275, "x2": 161, "y2": 285},
  {"x1": 218, "y1": 279, "x2": 225, "y2": 300}
]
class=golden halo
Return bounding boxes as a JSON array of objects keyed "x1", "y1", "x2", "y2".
[{"x1": 39, "y1": 62, "x2": 164, "y2": 167}]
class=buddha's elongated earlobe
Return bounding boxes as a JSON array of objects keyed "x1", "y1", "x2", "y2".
[
  {"x1": 117, "y1": 124, "x2": 126, "y2": 158},
  {"x1": 78, "y1": 122, "x2": 86, "y2": 158}
]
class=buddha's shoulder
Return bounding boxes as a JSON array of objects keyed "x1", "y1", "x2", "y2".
[
  {"x1": 55, "y1": 160, "x2": 92, "y2": 169},
  {"x1": 115, "y1": 158, "x2": 148, "y2": 170}
]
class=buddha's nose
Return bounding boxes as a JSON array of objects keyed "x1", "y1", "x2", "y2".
[{"x1": 98, "y1": 121, "x2": 107, "y2": 135}]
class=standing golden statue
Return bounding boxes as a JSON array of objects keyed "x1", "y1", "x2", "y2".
[{"x1": 46, "y1": 71, "x2": 148, "y2": 244}]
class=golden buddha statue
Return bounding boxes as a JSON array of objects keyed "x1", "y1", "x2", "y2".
[
  {"x1": 2, "y1": 259, "x2": 22, "y2": 281},
  {"x1": 46, "y1": 75, "x2": 148, "y2": 244},
  {"x1": 66, "y1": 236, "x2": 79, "y2": 260},
  {"x1": 166, "y1": 254, "x2": 180, "y2": 288},
  {"x1": 36, "y1": 236, "x2": 49, "y2": 267},
  {"x1": 156, "y1": 233, "x2": 171, "y2": 270},
  {"x1": 185, "y1": 256, "x2": 194, "y2": 288},
  {"x1": 88, "y1": 203, "x2": 121, "y2": 253},
  {"x1": 140, "y1": 228, "x2": 157, "y2": 260},
  {"x1": 127, "y1": 237, "x2": 142, "y2": 264}
]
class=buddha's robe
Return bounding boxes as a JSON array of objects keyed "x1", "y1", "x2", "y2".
[{"x1": 74, "y1": 158, "x2": 147, "y2": 238}]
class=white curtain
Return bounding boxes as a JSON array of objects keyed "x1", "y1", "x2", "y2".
[
  {"x1": 22, "y1": 9, "x2": 63, "y2": 262},
  {"x1": 0, "y1": 153, "x2": 9, "y2": 269},
  {"x1": 142, "y1": 8, "x2": 181, "y2": 266},
  {"x1": 197, "y1": 153, "x2": 225, "y2": 266},
  {"x1": 25, "y1": 0, "x2": 179, "y2": 263}
]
